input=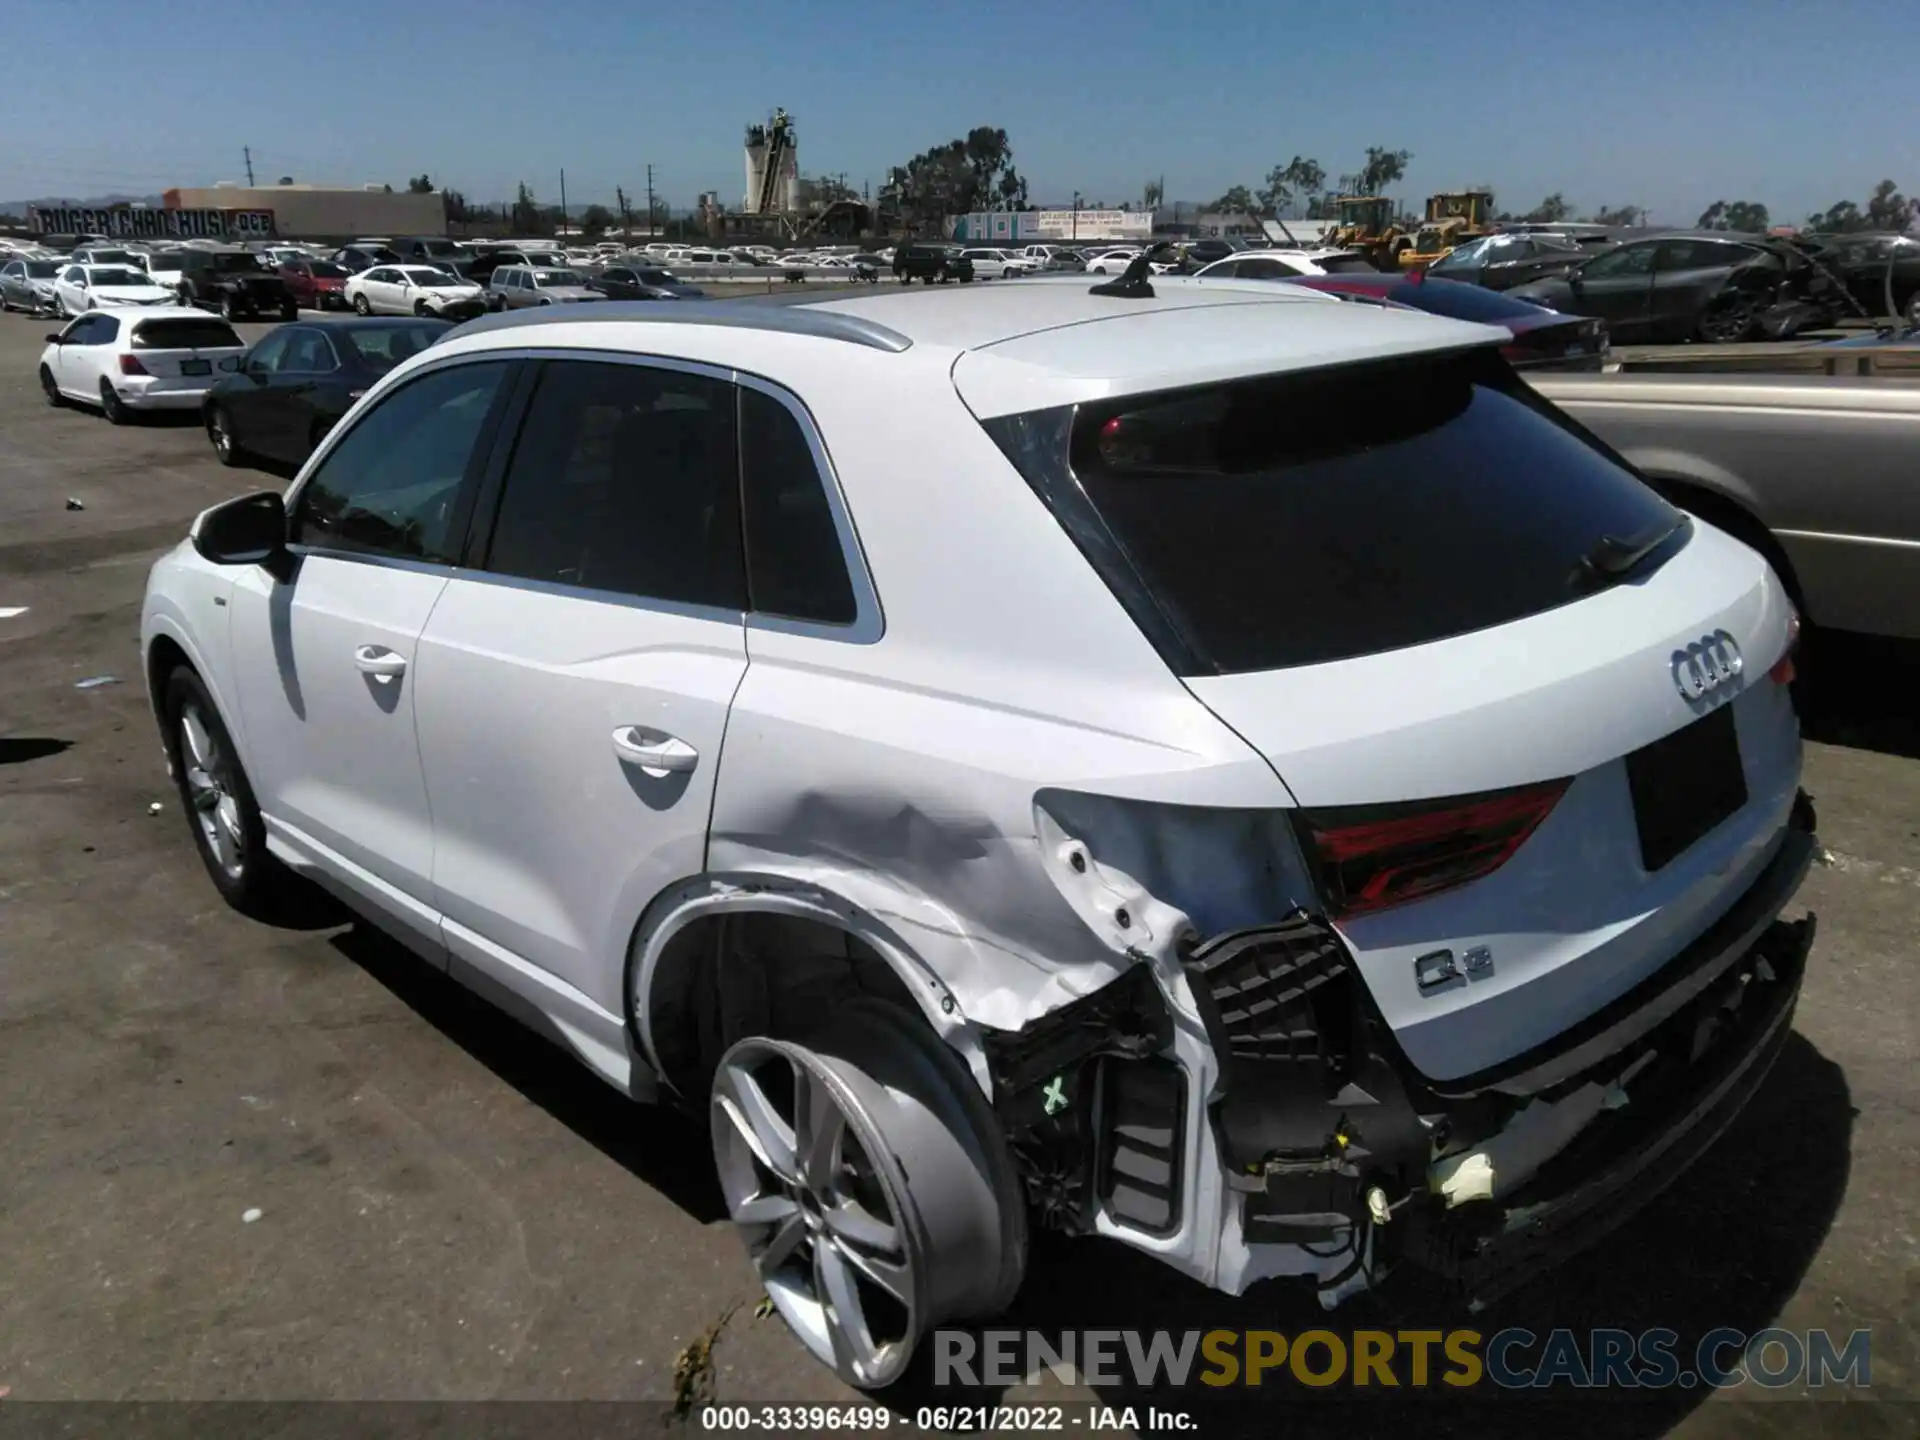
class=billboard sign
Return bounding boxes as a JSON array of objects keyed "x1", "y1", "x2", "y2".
[{"x1": 28, "y1": 206, "x2": 277, "y2": 239}]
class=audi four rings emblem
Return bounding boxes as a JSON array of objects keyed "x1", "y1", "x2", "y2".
[{"x1": 1672, "y1": 629, "x2": 1744, "y2": 700}]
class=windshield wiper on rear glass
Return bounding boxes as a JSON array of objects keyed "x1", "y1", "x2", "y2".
[{"x1": 1566, "y1": 514, "x2": 1691, "y2": 594}]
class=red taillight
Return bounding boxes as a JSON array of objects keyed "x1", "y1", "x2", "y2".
[
  {"x1": 117, "y1": 354, "x2": 148, "y2": 376},
  {"x1": 1769, "y1": 611, "x2": 1802, "y2": 685},
  {"x1": 1297, "y1": 778, "x2": 1571, "y2": 918}
]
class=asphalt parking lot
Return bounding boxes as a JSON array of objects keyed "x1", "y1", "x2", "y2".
[{"x1": 0, "y1": 300, "x2": 1914, "y2": 1437}]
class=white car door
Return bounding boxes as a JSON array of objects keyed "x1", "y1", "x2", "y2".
[
  {"x1": 226, "y1": 357, "x2": 516, "y2": 957},
  {"x1": 57, "y1": 313, "x2": 115, "y2": 399},
  {"x1": 414, "y1": 355, "x2": 749, "y2": 1029}
]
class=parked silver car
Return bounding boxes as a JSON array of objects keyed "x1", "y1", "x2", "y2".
[
  {"x1": 0, "y1": 257, "x2": 62, "y2": 313},
  {"x1": 486, "y1": 265, "x2": 604, "y2": 311},
  {"x1": 1531, "y1": 371, "x2": 1920, "y2": 640}
]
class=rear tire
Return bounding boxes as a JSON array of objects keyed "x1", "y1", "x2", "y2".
[
  {"x1": 711, "y1": 998, "x2": 1026, "y2": 1390},
  {"x1": 1696, "y1": 293, "x2": 1759, "y2": 345},
  {"x1": 353, "y1": 293, "x2": 372, "y2": 316},
  {"x1": 100, "y1": 380, "x2": 130, "y2": 426},
  {"x1": 161, "y1": 666, "x2": 294, "y2": 918},
  {"x1": 207, "y1": 404, "x2": 244, "y2": 467},
  {"x1": 40, "y1": 366, "x2": 64, "y2": 407}
]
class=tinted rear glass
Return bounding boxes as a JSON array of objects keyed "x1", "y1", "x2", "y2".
[
  {"x1": 133, "y1": 318, "x2": 243, "y2": 350},
  {"x1": 983, "y1": 351, "x2": 1682, "y2": 675},
  {"x1": 1385, "y1": 279, "x2": 1561, "y2": 325}
]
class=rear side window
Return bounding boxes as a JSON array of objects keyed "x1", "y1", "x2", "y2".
[
  {"x1": 983, "y1": 351, "x2": 1683, "y2": 675},
  {"x1": 132, "y1": 318, "x2": 242, "y2": 350},
  {"x1": 483, "y1": 360, "x2": 745, "y2": 611},
  {"x1": 740, "y1": 387, "x2": 856, "y2": 625}
]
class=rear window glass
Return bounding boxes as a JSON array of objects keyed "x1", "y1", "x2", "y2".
[
  {"x1": 133, "y1": 318, "x2": 243, "y2": 350},
  {"x1": 983, "y1": 351, "x2": 1683, "y2": 675},
  {"x1": 337, "y1": 322, "x2": 447, "y2": 372},
  {"x1": 1314, "y1": 253, "x2": 1383, "y2": 275},
  {"x1": 1384, "y1": 279, "x2": 1558, "y2": 324}
]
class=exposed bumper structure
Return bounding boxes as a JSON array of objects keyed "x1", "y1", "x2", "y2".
[{"x1": 981, "y1": 793, "x2": 1819, "y2": 1306}]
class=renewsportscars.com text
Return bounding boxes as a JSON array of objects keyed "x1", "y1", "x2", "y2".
[{"x1": 934, "y1": 1327, "x2": 1872, "y2": 1390}]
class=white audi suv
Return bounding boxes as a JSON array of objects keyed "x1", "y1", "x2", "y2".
[{"x1": 141, "y1": 276, "x2": 1816, "y2": 1388}]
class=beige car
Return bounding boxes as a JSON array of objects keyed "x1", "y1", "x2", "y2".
[{"x1": 1531, "y1": 371, "x2": 1920, "y2": 640}]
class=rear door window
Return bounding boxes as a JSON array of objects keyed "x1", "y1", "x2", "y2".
[
  {"x1": 982, "y1": 350, "x2": 1683, "y2": 674},
  {"x1": 481, "y1": 360, "x2": 745, "y2": 610}
]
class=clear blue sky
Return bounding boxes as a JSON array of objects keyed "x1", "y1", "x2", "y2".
[{"x1": 3, "y1": 0, "x2": 1916, "y2": 225}]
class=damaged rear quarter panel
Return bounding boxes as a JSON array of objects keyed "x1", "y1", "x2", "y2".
[
  {"x1": 706, "y1": 656, "x2": 1294, "y2": 1032},
  {"x1": 705, "y1": 377, "x2": 1301, "y2": 1033}
]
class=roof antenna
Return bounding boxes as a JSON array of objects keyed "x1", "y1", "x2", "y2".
[{"x1": 1089, "y1": 241, "x2": 1173, "y2": 298}]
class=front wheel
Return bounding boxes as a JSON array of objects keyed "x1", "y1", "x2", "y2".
[
  {"x1": 711, "y1": 999, "x2": 1026, "y2": 1390},
  {"x1": 414, "y1": 300, "x2": 432, "y2": 317},
  {"x1": 40, "y1": 365, "x2": 64, "y2": 407},
  {"x1": 353, "y1": 293, "x2": 372, "y2": 316},
  {"x1": 162, "y1": 667, "x2": 293, "y2": 917},
  {"x1": 280, "y1": 301, "x2": 297, "y2": 321},
  {"x1": 221, "y1": 295, "x2": 239, "y2": 321}
]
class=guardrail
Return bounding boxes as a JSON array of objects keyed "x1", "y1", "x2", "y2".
[{"x1": 1611, "y1": 339, "x2": 1920, "y2": 377}]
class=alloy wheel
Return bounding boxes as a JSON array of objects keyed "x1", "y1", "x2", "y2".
[
  {"x1": 714, "y1": 1041, "x2": 920, "y2": 1387},
  {"x1": 1699, "y1": 295, "x2": 1759, "y2": 344},
  {"x1": 179, "y1": 702, "x2": 246, "y2": 881}
]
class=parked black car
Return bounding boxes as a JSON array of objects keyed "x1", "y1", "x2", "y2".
[
  {"x1": 587, "y1": 265, "x2": 707, "y2": 300},
  {"x1": 892, "y1": 243, "x2": 973, "y2": 284},
  {"x1": 331, "y1": 244, "x2": 404, "y2": 274},
  {"x1": 177, "y1": 249, "x2": 296, "y2": 321},
  {"x1": 1509, "y1": 232, "x2": 1837, "y2": 344},
  {"x1": 1288, "y1": 274, "x2": 1609, "y2": 370},
  {"x1": 202, "y1": 317, "x2": 449, "y2": 470},
  {"x1": 1424, "y1": 231, "x2": 1593, "y2": 291},
  {"x1": 465, "y1": 246, "x2": 569, "y2": 285}
]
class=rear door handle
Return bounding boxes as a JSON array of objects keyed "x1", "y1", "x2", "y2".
[
  {"x1": 353, "y1": 645, "x2": 407, "y2": 679},
  {"x1": 611, "y1": 727, "x2": 698, "y2": 775}
]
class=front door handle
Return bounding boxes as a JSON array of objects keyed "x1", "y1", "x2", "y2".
[
  {"x1": 611, "y1": 727, "x2": 698, "y2": 775},
  {"x1": 353, "y1": 645, "x2": 407, "y2": 680}
]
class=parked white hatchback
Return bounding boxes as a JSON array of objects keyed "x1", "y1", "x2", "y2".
[
  {"x1": 41, "y1": 308, "x2": 246, "y2": 422},
  {"x1": 141, "y1": 279, "x2": 1816, "y2": 1389},
  {"x1": 53, "y1": 263, "x2": 178, "y2": 315},
  {"x1": 344, "y1": 264, "x2": 487, "y2": 320}
]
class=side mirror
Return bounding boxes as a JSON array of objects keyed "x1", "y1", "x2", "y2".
[
  {"x1": 45, "y1": 332, "x2": 64, "y2": 344},
  {"x1": 245, "y1": 358, "x2": 269, "y2": 377},
  {"x1": 191, "y1": 491, "x2": 290, "y2": 577}
]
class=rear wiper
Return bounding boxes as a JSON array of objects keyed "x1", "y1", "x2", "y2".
[{"x1": 1567, "y1": 515, "x2": 1691, "y2": 592}]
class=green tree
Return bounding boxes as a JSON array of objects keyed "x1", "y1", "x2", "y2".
[
  {"x1": 1209, "y1": 185, "x2": 1258, "y2": 215},
  {"x1": 1524, "y1": 193, "x2": 1572, "y2": 223},
  {"x1": 443, "y1": 190, "x2": 470, "y2": 223},
  {"x1": 1804, "y1": 199, "x2": 1870, "y2": 233},
  {"x1": 1865, "y1": 179, "x2": 1911, "y2": 230},
  {"x1": 1697, "y1": 199, "x2": 1769, "y2": 231},
  {"x1": 1143, "y1": 178, "x2": 1164, "y2": 212},
  {"x1": 1259, "y1": 156, "x2": 1326, "y2": 217},
  {"x1": 1589, "y1": 204, "x2": 1644, "y2": 227},
  {"x1": 407, "y1": 174, "x2": 434, "y2": 194},
  {"x1": 889, "y1": 127, "x2": 1029, "y2": 226},
  {"x1": 1358, "y1": 147, "x2": 1411, "y2": 196},
  {"x1": 580, "y1": 203, "x2": 615, "y2": 238}
]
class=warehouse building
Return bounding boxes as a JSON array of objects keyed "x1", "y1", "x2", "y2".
[{"x1": 162, "y1": 183, "x2": 447, "y2": 240}]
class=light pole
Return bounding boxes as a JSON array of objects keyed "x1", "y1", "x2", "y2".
[{"x1": 1072, "y1": 191, "x2": 1081, "y2": 241}]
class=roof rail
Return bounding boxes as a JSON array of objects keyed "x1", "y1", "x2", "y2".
[{"x1": 440, "y1": 299, "x2": 913, "y2": 353}]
